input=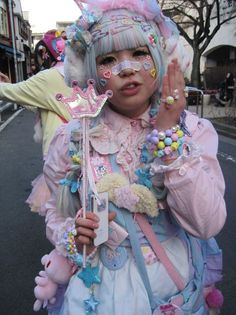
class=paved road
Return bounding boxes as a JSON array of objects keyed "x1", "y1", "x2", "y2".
[
  {"x1": 0, "y1": 109, "x2": 236, "y2": 315},
  {"x1": 217, "y1": 135, "x2": 236, "y2": 315},
  {"x1": 0, "y1": 110, "x2": 51, "y2": 315}
]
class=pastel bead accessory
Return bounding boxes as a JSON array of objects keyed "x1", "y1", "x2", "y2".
[
  {"x1": 63, "y1": 224, "x2": 97, "y2": 266},
  {"x1": 147, "y1": 124, "x2": 185, "y2": 158},
  {"x1": 63, "y1": 225, "x2": 83, "y2": 266}
]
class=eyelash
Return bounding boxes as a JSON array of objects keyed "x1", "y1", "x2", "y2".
[
  {"x1": 99, "y1": 49, "x2": 150, "y2": 65},
  {"x1": 99, "y1": 56, "x2": 115, "y2": 65},
  {"x1": 134, "y1": 50, "x2": 149, "y2": 57}
]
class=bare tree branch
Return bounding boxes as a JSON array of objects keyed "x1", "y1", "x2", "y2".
[{"x1": 161, "y1": 0, "x2": 236, "y2": 87}]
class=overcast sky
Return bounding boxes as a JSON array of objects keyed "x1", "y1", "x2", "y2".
[{"x1": 20, "y1": 0, "x2": 79, "y2": 33}]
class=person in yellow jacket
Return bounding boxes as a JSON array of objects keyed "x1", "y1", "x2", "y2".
[
  {"x1": 0, "y1": 66, "x2": 71, "y2": 155},
  {"x1": 0, "y1": 30, "x2": 85, "y2": 214}
]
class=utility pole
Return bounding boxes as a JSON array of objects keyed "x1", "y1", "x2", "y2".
[{"x1": 8, "y1": 0, "x2": 19, "y2": 82}]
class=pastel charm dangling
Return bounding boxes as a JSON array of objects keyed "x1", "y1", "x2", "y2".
[{"x1": 84, "y1": 292, "x2": 100, "y2": 315}]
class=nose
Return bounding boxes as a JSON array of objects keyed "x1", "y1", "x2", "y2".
[{"x1": 119, "y1": 67, "x2": 136, "y2": 77}]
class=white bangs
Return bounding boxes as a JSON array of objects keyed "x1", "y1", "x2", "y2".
[{"x1": 85, "y1": 10, "x2": 166, "y2": 91}]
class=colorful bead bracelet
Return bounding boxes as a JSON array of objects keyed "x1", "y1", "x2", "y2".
[
  {"x1": 146, "y1": 124, "x2": 185, "y2": 158},
  {"x1": 63, "y1": 225, "x2": 97, "y2": 267}
]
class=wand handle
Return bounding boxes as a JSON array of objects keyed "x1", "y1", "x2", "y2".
[{"x1": 82, "y1": 118, "x2": 89, "y2": 267}]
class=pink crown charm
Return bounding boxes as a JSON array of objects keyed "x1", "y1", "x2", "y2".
[{"x1": 56, "y1": 80, "x2": 112, "y2": 118}]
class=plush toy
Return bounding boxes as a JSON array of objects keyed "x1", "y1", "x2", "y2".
[{"x1": 33, "y1": 249, "x2": 76, "y2": 312}]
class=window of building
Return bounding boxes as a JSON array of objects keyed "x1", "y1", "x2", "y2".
[{"x1": 0, "y1": 2, "x2": 9, "y2": 37}]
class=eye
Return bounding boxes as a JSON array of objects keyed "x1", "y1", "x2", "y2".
[
  {"x1": 98, "y1": 56, "x2": 116, "y2": 66},
  {"x1": 133, "y1": 49, "x2": 150, "y2": 57}
]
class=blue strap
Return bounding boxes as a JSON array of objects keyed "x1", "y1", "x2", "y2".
[{"x1": 121, "y1": 209, "x2": 158, "y2": 310}]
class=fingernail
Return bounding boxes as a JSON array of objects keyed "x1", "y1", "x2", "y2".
[{"x1": 94, "y1": 215, "x2": 100, "y2": 222}]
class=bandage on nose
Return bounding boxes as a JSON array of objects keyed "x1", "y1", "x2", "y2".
[{"x1": 112, "y1": 60, "x2": 142, "y2": 75}]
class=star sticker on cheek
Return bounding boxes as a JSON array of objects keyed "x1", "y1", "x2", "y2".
[
  {"x1": 84, "y1": 294, "x2": 100, "y2": 314},
  {"x1": 78, "y1": 265, "x2": 101, "y2": 288}
]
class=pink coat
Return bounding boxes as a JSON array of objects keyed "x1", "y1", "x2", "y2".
[{"x1": 43, "y1": 108, "x2": 226, "y2": 245}]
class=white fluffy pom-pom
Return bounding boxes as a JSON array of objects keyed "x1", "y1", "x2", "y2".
[{"x1": 64, "y1": 46, "x2": 86, "y2": 88}]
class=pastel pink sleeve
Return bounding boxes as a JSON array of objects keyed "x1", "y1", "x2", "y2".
[
  {"x1": 164, "y1": 118, "x2": 226, "y2": 239},
  {"x1": 43, "y1": 125, "x2": 71, "y2": 244}
]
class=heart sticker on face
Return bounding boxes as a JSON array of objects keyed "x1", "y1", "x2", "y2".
[
  {"x1": 150, "y1": 68, "x2": 156, "y2": 78},
  {"x1": 103, "y1": 70, "x2": 112, "y2": 79},
  {"x1": 143, "y1": 61, "x2": 152, "y2": 70},
  {"x1": 100, "y1": 78, "x2": 107, "y2": 87}
]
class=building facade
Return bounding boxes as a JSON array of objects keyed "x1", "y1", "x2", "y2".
[
  {"x1": 0, "y1": 0, "x2": 32, "y2": 82},
  {"x1": 203, "y1": 0, "x2": 236, "y2": 88}
]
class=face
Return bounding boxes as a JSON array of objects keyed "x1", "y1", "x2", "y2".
[{"x1": 96, "y1": 46, "x2": 157, "y2": 118}]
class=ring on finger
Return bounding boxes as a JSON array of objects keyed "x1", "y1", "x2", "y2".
[
  {"x1": 161, "y1": 95, "x2": 175, "y2": 105},
  {"x1": 172, "y1": 89, "x2": 179, "y2": 100}
]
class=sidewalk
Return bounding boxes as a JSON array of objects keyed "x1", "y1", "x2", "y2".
[
  {"x1": 187, "y1": 102, "x2": 236, "y2": 140},
  {"x1": 186, "y1": 102, "x2": 233, "y2": 119}
]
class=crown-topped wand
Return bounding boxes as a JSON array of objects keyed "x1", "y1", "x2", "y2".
[{"x1": 56, "y1": 80, "x2": 112, "y2": 268}]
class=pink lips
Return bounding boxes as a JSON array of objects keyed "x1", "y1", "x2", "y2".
[{"x1": 120, "y1": 81, "x2": 141, "y2": 96}]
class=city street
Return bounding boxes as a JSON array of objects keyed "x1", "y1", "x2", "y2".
[
  {"x1": 0, "y1": 109, "x2": 236, "y2": 315},
  {"x1": 0, "y1": 110, "x2": 51, "y2": 315}
]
